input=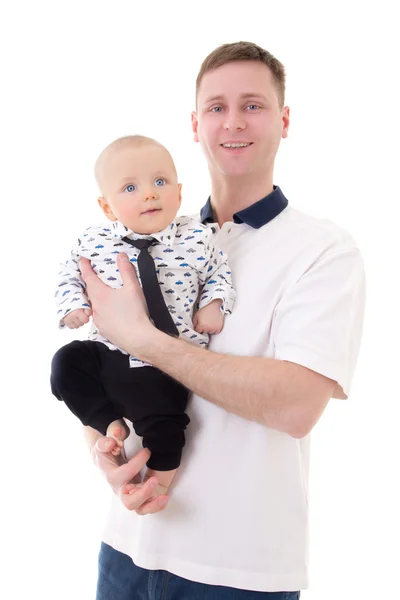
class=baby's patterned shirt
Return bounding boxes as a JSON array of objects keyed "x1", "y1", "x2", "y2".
[{"x1": 55, "y1": 215, "x2": 235, "y2": 367}]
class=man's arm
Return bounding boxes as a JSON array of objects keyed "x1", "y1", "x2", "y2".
[
  {"x1": 81, "y1": 254, "x2": 336, "y2": 438},
  {"x1": 141, "y1": 333, "x2": 335, "y2": 438}
]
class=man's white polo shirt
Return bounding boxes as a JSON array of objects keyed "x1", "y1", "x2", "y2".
[{"x1": 102, "y1": 187, "x2": 365, "y2": 592}]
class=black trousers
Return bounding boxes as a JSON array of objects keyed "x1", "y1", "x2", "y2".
[{"x1": 50, "y1": 341, "x2": 190, "y2": 470}]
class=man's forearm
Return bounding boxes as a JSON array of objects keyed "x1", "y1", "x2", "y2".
[
  {"x1": 80, "y1": 253, "x2": 335, "y2": 437},
  {"x1": 141, "y1": 331, "x2": 334, "y2": 438}
]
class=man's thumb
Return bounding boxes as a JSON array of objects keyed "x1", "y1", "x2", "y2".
[
  {"x1": 84, "y1": 308, "x2": 92, "y2": 316},
  {"x1": 117, "y1": 253, "x2": 138, "y2": 285},
  {"x1": 96, "y1": 437, "x2": 116, "y2": 453}
]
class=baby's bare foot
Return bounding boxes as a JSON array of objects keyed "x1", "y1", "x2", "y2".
[
  {"x1": 144, "y1": 467, "x2": 177, "y2": 498},
  {"x1": 106, "y1": 419, "x2": 130, "y2": 456}
]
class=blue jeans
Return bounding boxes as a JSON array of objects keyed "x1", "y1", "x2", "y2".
[{"x1": 96, "y1": 542, "x2": 301, "y2": 600}]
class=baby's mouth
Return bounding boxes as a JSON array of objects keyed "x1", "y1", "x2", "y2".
[{"x1": 142, "y1": 208, "x2": 161, "y2": 215}]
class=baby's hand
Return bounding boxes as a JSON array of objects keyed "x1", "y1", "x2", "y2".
[
  {"x1": 193, "y1": 299, "x2": 224, "y2": 334},
  {"x1": 62, "y1": 308, "x2": 92, "y2": 329}
]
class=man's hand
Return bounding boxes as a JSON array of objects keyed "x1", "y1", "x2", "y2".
[
  {"x1": 90, "y1": 434, "x2": 169, "y2": 515},
  {"x1": 80, "y1": 253, "x2": 159, "y2": 359},
  {"x1": 63, "y1": 308, "x2": 92, "y2": 329}
]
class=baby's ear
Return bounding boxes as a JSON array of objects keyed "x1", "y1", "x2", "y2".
[
  {"x1": 98, "y1": 196, "x2": 117, "y2": 221},
  {"x1": 178, "y1": 184, "x2": 182, "y2": 205}
]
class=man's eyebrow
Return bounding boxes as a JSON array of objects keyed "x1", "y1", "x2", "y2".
[
  {"x1": 203, "y1": 93, "x2": 269, "y2": 105},
  {"x1": 203, "y1": 95, "x2": 224, "y2": 105},
  {"x1": 240, "y1": 93, "x2": 269, "y2": 101}
]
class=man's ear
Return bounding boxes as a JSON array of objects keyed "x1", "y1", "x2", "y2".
[
  {"x1": 98, "y1": 196, "x2": 117, "y2": 221},
  {"x1": 282, "y1": 106, "x2": 290, "y2": 139},
  {"x1": 191, "y1": 111, "x2": 199, "y2": 143}
]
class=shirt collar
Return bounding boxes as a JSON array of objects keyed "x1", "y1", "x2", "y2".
[
  {"x1": 200, "y1": 185, "x2": 288, "y2": 229},
  {"x1": 111, "y1": 220, "x2": 177, "y2": 246}
]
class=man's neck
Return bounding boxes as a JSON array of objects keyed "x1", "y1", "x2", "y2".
[{"x1": 209, "y1": 171, "x2": 274, "y2": 226}]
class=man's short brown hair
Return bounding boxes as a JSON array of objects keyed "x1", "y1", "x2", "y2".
[{"x1": 196, "y1": 41, "x2": 286, "y2": 107}]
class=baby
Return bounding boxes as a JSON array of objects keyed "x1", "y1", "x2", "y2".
[{"x1": 51, "y1": 135, "x2": 235, "y2": 499}]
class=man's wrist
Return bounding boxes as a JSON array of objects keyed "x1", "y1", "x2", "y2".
[{"x1": 134, "y1": 327, "x2": 173, "y2": 364}]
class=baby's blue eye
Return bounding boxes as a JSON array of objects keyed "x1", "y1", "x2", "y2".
[
  {"x1": 155, "y1": 178, "x2": 166, "y2": 186},
  {"x1": 124, "y1": 184, "x2": 136, "y2": 193}
]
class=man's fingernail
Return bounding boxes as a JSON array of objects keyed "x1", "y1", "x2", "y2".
[{"x1": 158, "y1": 498, "x2": 167, "y2": 508}]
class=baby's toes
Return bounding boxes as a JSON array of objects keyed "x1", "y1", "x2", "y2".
[{"x1": 110, "y1": 425, "x2": 122, "y2": 439}]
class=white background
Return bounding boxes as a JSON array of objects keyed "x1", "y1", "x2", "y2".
[{"x1": 1, "y1": 1, "x2": 399, "y2": 599}]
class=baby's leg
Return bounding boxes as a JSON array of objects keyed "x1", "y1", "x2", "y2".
[
  {"x1": 106, "y1": 419, "x2": 130, "y2": 456},
  {"x1": 144, "y1": 467, "x2": 177, "y2": 498},
  {"x1": 51, "y1": 341, "x2": 123, "y2": 434},
  {"x1": 124, "y1": 368, "x2": 190, "y2": 496}
]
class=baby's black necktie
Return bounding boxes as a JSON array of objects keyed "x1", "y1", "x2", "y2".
[{"x1": 122, "y1": 237, "x2": 178, "y2": 337}]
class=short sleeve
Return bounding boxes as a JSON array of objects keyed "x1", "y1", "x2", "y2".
[{"x1": 272, "y1": 247, "x2": 366, "y2": 399}]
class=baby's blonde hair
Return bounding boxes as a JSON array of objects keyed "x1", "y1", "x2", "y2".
[{"x1": 94, "y1": 135, "x2": 175, "y2": 192}]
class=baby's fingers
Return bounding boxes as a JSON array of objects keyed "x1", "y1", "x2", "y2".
[{"x1": 77, "y1": 312, "x2": 90, "y2": 325}]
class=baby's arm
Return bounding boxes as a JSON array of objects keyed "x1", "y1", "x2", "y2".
[
  {"x1": 56, "y1": 233, "x2": 92, "y2": 327},
  {"x1": 194, "y1": 233, "x2": 235, "y2": 332}
]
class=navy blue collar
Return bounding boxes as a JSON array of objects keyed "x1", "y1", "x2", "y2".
[{"x1": 200, "y1": 185, "x2": 288, "y2": 229}]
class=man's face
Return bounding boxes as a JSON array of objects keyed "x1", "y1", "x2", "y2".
[
  {"x1": 98, "y1": 144, "x2": 182, "y2": 234},
  {"x1": 192, "y1": 61, "x2": 289, "y2": 179}
]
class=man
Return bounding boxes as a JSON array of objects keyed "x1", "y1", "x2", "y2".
[{"x1": 81, "y1": 41, "x2": 365, "y2": 599}]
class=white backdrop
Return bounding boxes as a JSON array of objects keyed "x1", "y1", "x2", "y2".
[{"x1": 1, "y1": 1, "x2": 399, "y2": 599}]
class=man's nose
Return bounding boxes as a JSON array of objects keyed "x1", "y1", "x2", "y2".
[{"x1": 223, "y1": 110, "x2": 245, "y2": 131}]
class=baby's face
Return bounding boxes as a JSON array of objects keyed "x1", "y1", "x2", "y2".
[{"x1": 98, "y1": 143, "x2": 182, "y2": 234}]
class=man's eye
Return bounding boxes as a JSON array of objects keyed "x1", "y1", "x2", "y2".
[
  {"x1": 211, "y1": 106, "x2": 223, "y2": 112},
  {"x1": 155, "y1": 178, "x2": 166, "y2": 186},
  {"x1": 124, "y1": 184, "x2": 136, "y2": 193},
  {"x1": 247, "y1": 104, "x2": 260, "y2": 110}
]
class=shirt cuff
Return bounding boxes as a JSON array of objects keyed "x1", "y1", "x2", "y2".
[{"x1": 198, "y1": 287, "x2": 236, "y2": 315}]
